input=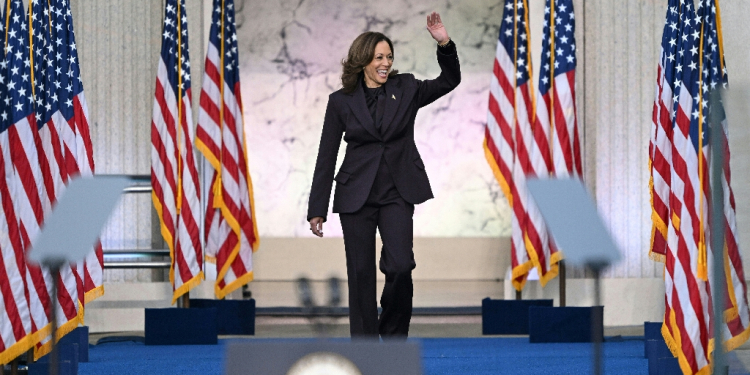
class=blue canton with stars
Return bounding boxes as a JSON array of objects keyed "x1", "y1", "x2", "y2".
[
  {"x1": 208, "y1": 0, "x2": 241, "y2": 92},
  {"x1": 1, "y1": 0, "x2": 36, "y2": 131},
  {"x1": 0, "y1": 4, "x2": 6, "y2": 129},
  {"x1": 49, "y1": 0, "x2": 85, "y2": 121},
  {"x1": 499, "y1": 0, "x2": 531, "y2": 86},
  {"x1": 31, "y1": 0, "x2": 59, "y2": 127},
  {"x1": 538, "y1": 0, "x2": 575, "y2": 95},
  {"x1": 700, "y1": 0, "x2": 728, "y2": 132},
  {"x1": 160, "y1": 0, "x2": 192, "y2": 98},
  {"x1": 660, "y1": 0, "x2": 682, "y2": 98},
  {"x1": 672, "y1": 1, "x2": 704, "y2": 152}
]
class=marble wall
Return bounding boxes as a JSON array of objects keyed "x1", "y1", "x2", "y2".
[{"x1": 238, "y1": 0, "x2": 514, "y2": 238}]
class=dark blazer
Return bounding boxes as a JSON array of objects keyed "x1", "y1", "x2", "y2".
[{"x1": 308, "y1": 45, "x2": 461, "y2": 222}]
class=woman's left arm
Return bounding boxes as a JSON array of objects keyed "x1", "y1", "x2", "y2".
[{"x1": 416, "y1": 11, "x2": 461, "y2": 108}]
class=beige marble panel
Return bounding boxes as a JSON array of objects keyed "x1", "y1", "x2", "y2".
[{"x1": 235, "y1": 0, "x2": 512, "y2": 238}]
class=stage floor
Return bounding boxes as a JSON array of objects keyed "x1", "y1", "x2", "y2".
[{"x1": 80, "y1": 318, "x2": 750, "y2": 374}]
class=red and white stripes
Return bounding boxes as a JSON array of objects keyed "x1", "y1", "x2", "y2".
[
  {"x1": 484, "y1": 12, "x2": 534, "y2": 290},
  {"x1": 196, "y1": 0, "x2": 259, "y2": 299},
  {"x1": 537, "y1": 70, "x2": 581, "y2": 178},
  {"x1": 151, "y1": 60, "x2": 204, "y2": 304},
  {"x1": 0, "y1": 137, "x2": 33, "y2": 364},
  {"x1": 649, "y1": 58, "x2": 673, "y2": 262},
  {"x1": 67, "y1": 94, "x2": 105, "y2": 303}
]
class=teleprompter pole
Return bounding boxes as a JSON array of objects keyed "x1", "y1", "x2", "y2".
[
  {"x1": 47, "y1": 260, "x2": 64, "y2": 375},
  {"x1": 590, "y1": 263, "x2": 605, "y2": 375}
]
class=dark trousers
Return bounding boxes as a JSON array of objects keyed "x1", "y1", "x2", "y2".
[{"x1": 339, "y1": 156, "x2": 415, "y2": 338}]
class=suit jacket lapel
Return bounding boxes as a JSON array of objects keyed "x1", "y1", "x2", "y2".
[
  {"x1": 347, "y1": 81, "x2": 382, "y2": 141},
  {"x1": 381, "y1": 78, "x2": 403, "y2": 135}
]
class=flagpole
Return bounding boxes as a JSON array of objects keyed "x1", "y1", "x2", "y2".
[
  {"x1": 27, "y1": 3, "x2": 36, "y2": 98},
  {"x1": 710, "y1": 2, "x2": 727, "y2": 372},
  {"x1": 3, "y1": 0, "x2": 9, "y2": 46},
  {"x1": 548, "y1": 0, "x2": 566, "y2": 308},
  {"x1": 218, "y1": 0, "x2": 226, "y2": 203},
  {"x1": 175, "y1": 0, "x2": 188, "y2": 307},
  {"x1": 696, "y1": 0, "x2": 708, "y2": 282},
  {"x1": 709, "y1": 88, "x2": 727, "y2": 375},
  {"x1": 215, "y1": 0, "x2": 227, "y2": 296},
  {"x1": 176, "y1": 0, "x2": 184, "y2": 215},
  {"x1": 522, "y1": 0, "x2": 536, "y2": 121},
  {"x1": 548, "y1": 0, "x2": 556, "y2": 167},
  {"x1": 559, "y1": 260, "x2": 566, "y2": 307},
  {"x1": 512, "y1": 0, "x2": 522, "y2": 300}
]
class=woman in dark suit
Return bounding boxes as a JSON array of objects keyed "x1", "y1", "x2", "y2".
[{"x1": 307, "y1": 12, "x2": 460, "y2": 338}]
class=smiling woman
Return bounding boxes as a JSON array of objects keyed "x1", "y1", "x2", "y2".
[
  {"x1": 363, "y1": 41, "x2": 393, "y2": 87},
  {"x1": 306, "y1": 12, "x2": 461, "y2": 340},
  {"x1": 340, "y1": 32, "x2": 399, "y2": 93}
]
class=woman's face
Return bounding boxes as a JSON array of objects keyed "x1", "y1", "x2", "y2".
[{"x1": 363, "y1": 41, "x2": 393, "y2": 88}]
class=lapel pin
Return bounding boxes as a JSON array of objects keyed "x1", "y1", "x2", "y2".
[{"x1": 392, "y1": 94, "x2": 396, "y2": 100}]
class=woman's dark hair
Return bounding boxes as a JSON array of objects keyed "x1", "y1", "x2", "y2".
[{"x1": 341, "y1": 32, "x2": 399, "y2": 93}]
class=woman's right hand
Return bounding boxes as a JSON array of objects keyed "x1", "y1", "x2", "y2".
[
  {"x1": 309, "y1": 217, "x2": 324, "y2": 237},
  {"x1": 426, "y1": 11, "x2": 450, "y2": 46}
]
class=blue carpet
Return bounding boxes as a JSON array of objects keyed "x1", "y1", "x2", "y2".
[{"x1": 79, "y1": 337, "x2": 647, "y2": 374}]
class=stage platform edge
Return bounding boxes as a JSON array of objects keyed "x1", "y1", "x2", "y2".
[
  {"x1": 644, "y1": 321, "x2": 662, "y2": 357},
  {"x1": 528, "y1": 306, "x2": 603, "y2": 343},
  {"x1": 145, "y1": 307, "x2": 218, "y2": 345},
  {"x1": 644, "y1": 321, "x2": 682, "y2": 375},
  {"x1": 28, "y1": 343, "x2": 78, "y2": 375},
  {"x1": 481, "y1": 298, "x2": 554, "y2": 335},
  {"x1": 190, "y1": 298, "x2": 255, "y2": 335}
]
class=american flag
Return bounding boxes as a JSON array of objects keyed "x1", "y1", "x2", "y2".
[
  {"x1": 28, "y1": 0, "x2": 93, "y2": 359},
  {"x1": 529, "y1": 0, "x2": 583, "y2": 284},
  {"x1": 661, "y1": 0, "x2": 750, "y2": 373},
  {"x1": 536, "y1": 0, "x2": 581, "y2": 178},
  {"x1": 0, "y1": 134, "x2": 31, "y2": 363},
  {"x1": 484, "y1": 0, "x2": 553, "y2": 291},
  {"x1": 0, "y1": 1, "x2": 34, "y2": 362},
  {"x1": 648, "y1": 0, "x2": 681, "y2": 263},
  {"x1": 664, "y1": 3, "x2": 711, "y2": 371},
  {"x1": 151, "y1": 0, "x2": 204, "y2": 304},
  {"x1": 3, "y1": 0, "x2": 82, "y2": 361},
  {"x1": 49, "y1": 0, "x2": 102, "y2": 306},
  {"x1": 196, "y1": 0, "x2": 259, "y2": 299}
]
